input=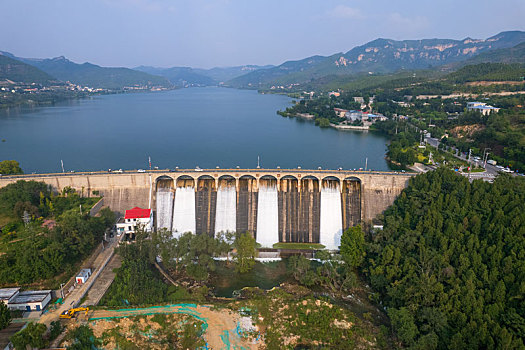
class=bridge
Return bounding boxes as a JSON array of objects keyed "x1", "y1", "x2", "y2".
[{"x1": 0, "y1": 168, "x2": 414, "y2": 249}]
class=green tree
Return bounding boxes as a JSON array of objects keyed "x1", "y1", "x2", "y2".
[
  {"x1": 10, "y1": 322, "x2": 47, "y2": 349},
  {"x1": 0, "y1": 160, "x2": 23, "y2": 175},
  {"x1": 66, "y1": 325, "x2": 102, "y2": 350},
  {"x1": 388, "y1": 307, "x2": 419, "y2": 346},
  {"x1": 0, "y1": 301, "x2": 11, "y2": 330},
  {"x1": 234, "y1": 232, "x2": 256, "y2": 273},
  {"x1": 339, "y1": 225, "x2": 365, "y2": 268}
]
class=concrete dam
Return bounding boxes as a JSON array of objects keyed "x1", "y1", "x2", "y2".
[{"x1": 0, "y1": 169, "x2": 413, "y2": 250}]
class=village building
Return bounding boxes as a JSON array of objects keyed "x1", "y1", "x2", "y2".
[
  {"x1": 76, "y1": 269, "x2": 92, "y2": 284},
  {"x1": 466, "y1": 102, "x2": 500, "y2": 115},
  {"x1": 0, "y1": 288, "x2": 52, "y2": 312},
  {"x1": 116, "y1": 207, "x2": 153, "y2": 235}
]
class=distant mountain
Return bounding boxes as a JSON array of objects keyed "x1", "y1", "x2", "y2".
[
  {"x1": 193, "y1": 65, "x2": 274, "y2": 83},
  {"x1": 0, "y1": 53, "x2": 56, "y2": 84},
  {"x1": 135, "y1": 64, "x2": 274, "y2": 87},
  {"x1": 134, "y1": 66, "x2": 215, "y2": 87},
  {"x1": 1, "y1": 52, "x2": 172, "y2": 89},
  {"x1": 227, "y1": 31, "x2": 525, "y2": 88}
]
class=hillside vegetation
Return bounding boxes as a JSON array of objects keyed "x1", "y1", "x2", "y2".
[
  {"x1": 0, "y1": 55, "x2": 55, "y2": 84},
  {"x1": 29, "y1": 57, "x2": 172, "y2": 89},
  {"x1": 0, "y1": 181, "x2": 114, "y2": 287},
  {"x1": 364, "y1": 169, "x2": 525, "y2": 348}
]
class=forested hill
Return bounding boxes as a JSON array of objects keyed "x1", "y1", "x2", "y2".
[
  {"x1": 135, "y1": 64, "x2": 274, "y2": 87},
  {"x1": 0, "y1": 54, "x2": 56, "y2": 85},
  {"x1": 27, "y1": 56, "x2": 172, "y2": 89},
  {"x1": 364, "y1": 168, "x2": 525, "y2": 348},
  {"x1": 227, "y1": 31, "x2": 525, "y2": 88},
  {"x1": 461, "y1": 41, "x2": 525, "y2": 65},
  {"x1": 0, "y1": 52, "x2": 172, "y2": 90}
]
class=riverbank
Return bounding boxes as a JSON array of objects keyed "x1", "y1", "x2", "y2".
[{"x1": 330, "y1": 123, "x2": 369, "y2": 131}]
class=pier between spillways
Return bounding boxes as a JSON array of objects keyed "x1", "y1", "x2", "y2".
[{"x1": 0, "y1": 169, "x2": 414, "y2": 249}]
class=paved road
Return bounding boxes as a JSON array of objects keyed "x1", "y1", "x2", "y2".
[
  {"x1": 81, "y1": 253, "x2": 122, "y2": 307},
  {"x1": 39, "y1": 235, "x2": 121, "y2": 327},
  {"x1": 424, "y1": 136, "x2": 517, "y2": 181}
]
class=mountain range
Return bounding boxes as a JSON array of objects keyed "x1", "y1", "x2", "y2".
[
  {"x1": 134, "y1": 65, "x2": 274, "y2": 87},
  {"x1": 0, "y1": 52, "x2": 172, "y2": 89},
  {"x1": 1, "y1": 30, "x2": 524, "y2": 90},
  {"x1": 226, "y1": 31, "x2": 525, "y2": 88},
  {"x1": 0, "y1": 54, "x2": 56, "y2": 85}
]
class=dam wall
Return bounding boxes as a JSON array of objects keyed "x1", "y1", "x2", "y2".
[{"x1": 0, "y1": 169, "x2": 413, "y2": 248}]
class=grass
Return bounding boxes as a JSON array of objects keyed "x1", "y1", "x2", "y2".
[{"x1": 272, "y1": 243, "x2": 325, "y2": 250}]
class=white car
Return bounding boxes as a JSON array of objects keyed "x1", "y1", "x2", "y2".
[{"x1": 137, "y1": 169, "x2": 146, "y2": 173}]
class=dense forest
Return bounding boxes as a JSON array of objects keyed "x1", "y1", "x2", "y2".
[
  {"x1": 0, "y1": 181, "x2": 114, "y2": 286},
  {"x1": 364, "y1": 168, "x2": 525, "y2": 348}
]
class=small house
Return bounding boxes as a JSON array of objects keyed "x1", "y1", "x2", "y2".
[
  {"x1": 7, "y1": 290, "x2": 51, "y2": 312},
  {"x1": 76, "y1": 268, "x2": 92, "y2": 284},
  {"x1": 0, "y1": 288, "x2": 20, "y2": 305},
  {"x1": 116, "y1": 207, "x2": 153, "y2": 235}
]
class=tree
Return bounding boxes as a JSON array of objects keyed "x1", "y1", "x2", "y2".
[
  {"x1": 10, "y1": 322, "x2": 47, "y2": 349},
  {"x1": 0, "y1": 301, "x2": 11, "y2": 330},
  {"x1": 66, "y1": 325, "x2": 101, "y2": 350},
  {"x1": 0, "y1": 160, "x2": 23, "y2": 175},
  {"x1": 388, "y1": 307, "x2": 419, "y2": 346},
  {"x1": 234, "y1": 232, "x2": 256, "y2": 273},
  {"x1": 339, "y1": 225, "x2": 365, "y2": 268}
]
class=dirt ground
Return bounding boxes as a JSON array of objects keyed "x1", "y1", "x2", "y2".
[{"x1": 88, "y1": 304, "x2": 261, "y2": 349}]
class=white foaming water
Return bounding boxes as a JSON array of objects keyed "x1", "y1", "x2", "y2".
[
  {"x1": 215, "y1": 185, "x2": 237, "y2": 235},
  {"x1": 256, "y1": 183, "x2": 279, "y2": 247},
  {"x1": 320, "y1": 183, "x2": 343, "y2": 250},
  {"x1": 172, "y1": 186, "x2": 196, "y2": 237},
  {"x1": 156, "y1": 189, "x2": 174, "y2": 230}
]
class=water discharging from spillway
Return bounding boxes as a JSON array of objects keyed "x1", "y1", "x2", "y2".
[
  {"x1": 215, "y1": 183, "x2": 236, "y2": 235},
  {"x1": 256, "y1": 179, "x2": 279, "y2": 247},
  {"x1": 172, "y1": 185, "x2": 196, "y2": 237},
  {"x1": 156, "y1": 188, "x2": 174, "y2": 230},
  {"x1": 320, "y1": 180, "x2": 343, "y2": 250}
]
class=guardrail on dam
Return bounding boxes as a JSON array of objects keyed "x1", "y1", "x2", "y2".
[{"x1": 0, "y1": 169, "x2": 414, "y2": 249}]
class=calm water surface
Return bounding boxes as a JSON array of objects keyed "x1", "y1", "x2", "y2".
[{"x1": 0, "y1": 87, "x2": 389, "y2": 173}]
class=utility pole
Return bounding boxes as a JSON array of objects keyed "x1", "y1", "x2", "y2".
[
  {"x1": 468, "y1": 148, "x2": 472, "y2": 181},
  {"x1": 257, "y1": 156, "x2": 260, "y2": 169},
  {"x1": 365, "y1": 157, "x2": 368, "y2": 171},
  {"x1": 483, "y1": 148, "x2": 491, "y2": 168},
  {"x1": 61, "y1": 160, "x2": 65, "y2": 173}
]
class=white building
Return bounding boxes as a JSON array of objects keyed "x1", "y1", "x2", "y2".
[
  {"x1": 8, "y1": 290, "x2": 51, "y2": 312},
  {"x1": 0, "y1": 288, "x2": 51, "y2": 312},
  {"x1": 0, "y1": 288, "x2": 19, "y2": 306},
  {"x1": 76, "y1": 269, "x2": 92, "y2": 284},
  {"x1": 116, "y1": 207, "x2": 153, "y2": 235},
  {"x1": 467, "y1": 102, "x2": 500, "y2": 115}
]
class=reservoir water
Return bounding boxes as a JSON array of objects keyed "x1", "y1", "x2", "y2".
[{"x1": 0, "y1": 87, "x2": 389, "y2": 173}]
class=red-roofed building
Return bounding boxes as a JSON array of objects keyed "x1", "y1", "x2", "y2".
[{"x1": 116, "y1": 207, "x2": 153, "y2": 235}]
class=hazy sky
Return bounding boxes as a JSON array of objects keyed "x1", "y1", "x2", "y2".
[{"x1": 1, "y1": 0, "x2": 524, "y2": 68}]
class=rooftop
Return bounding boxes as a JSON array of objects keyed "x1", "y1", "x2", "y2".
[
  {"x1": 0, "y1": 288, "x2": 19, "y2": 301},
  {"x1": 125, "y1": 207, "x2": 151, "y2": 219},
  {"x1": 77, "y1": 269, "x2": 91, "y2": 278},
  {"x1": 10, "y1": 290, "x2": 51, "y2": 304}
]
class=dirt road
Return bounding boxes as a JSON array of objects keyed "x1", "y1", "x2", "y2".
[{"x1": 89, "y1": 304, "x2": 261, "y2": 350}]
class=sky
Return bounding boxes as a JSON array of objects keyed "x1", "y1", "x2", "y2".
[{"x1": 1, "y1": 0, "x2": 524, "y2": 69}]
